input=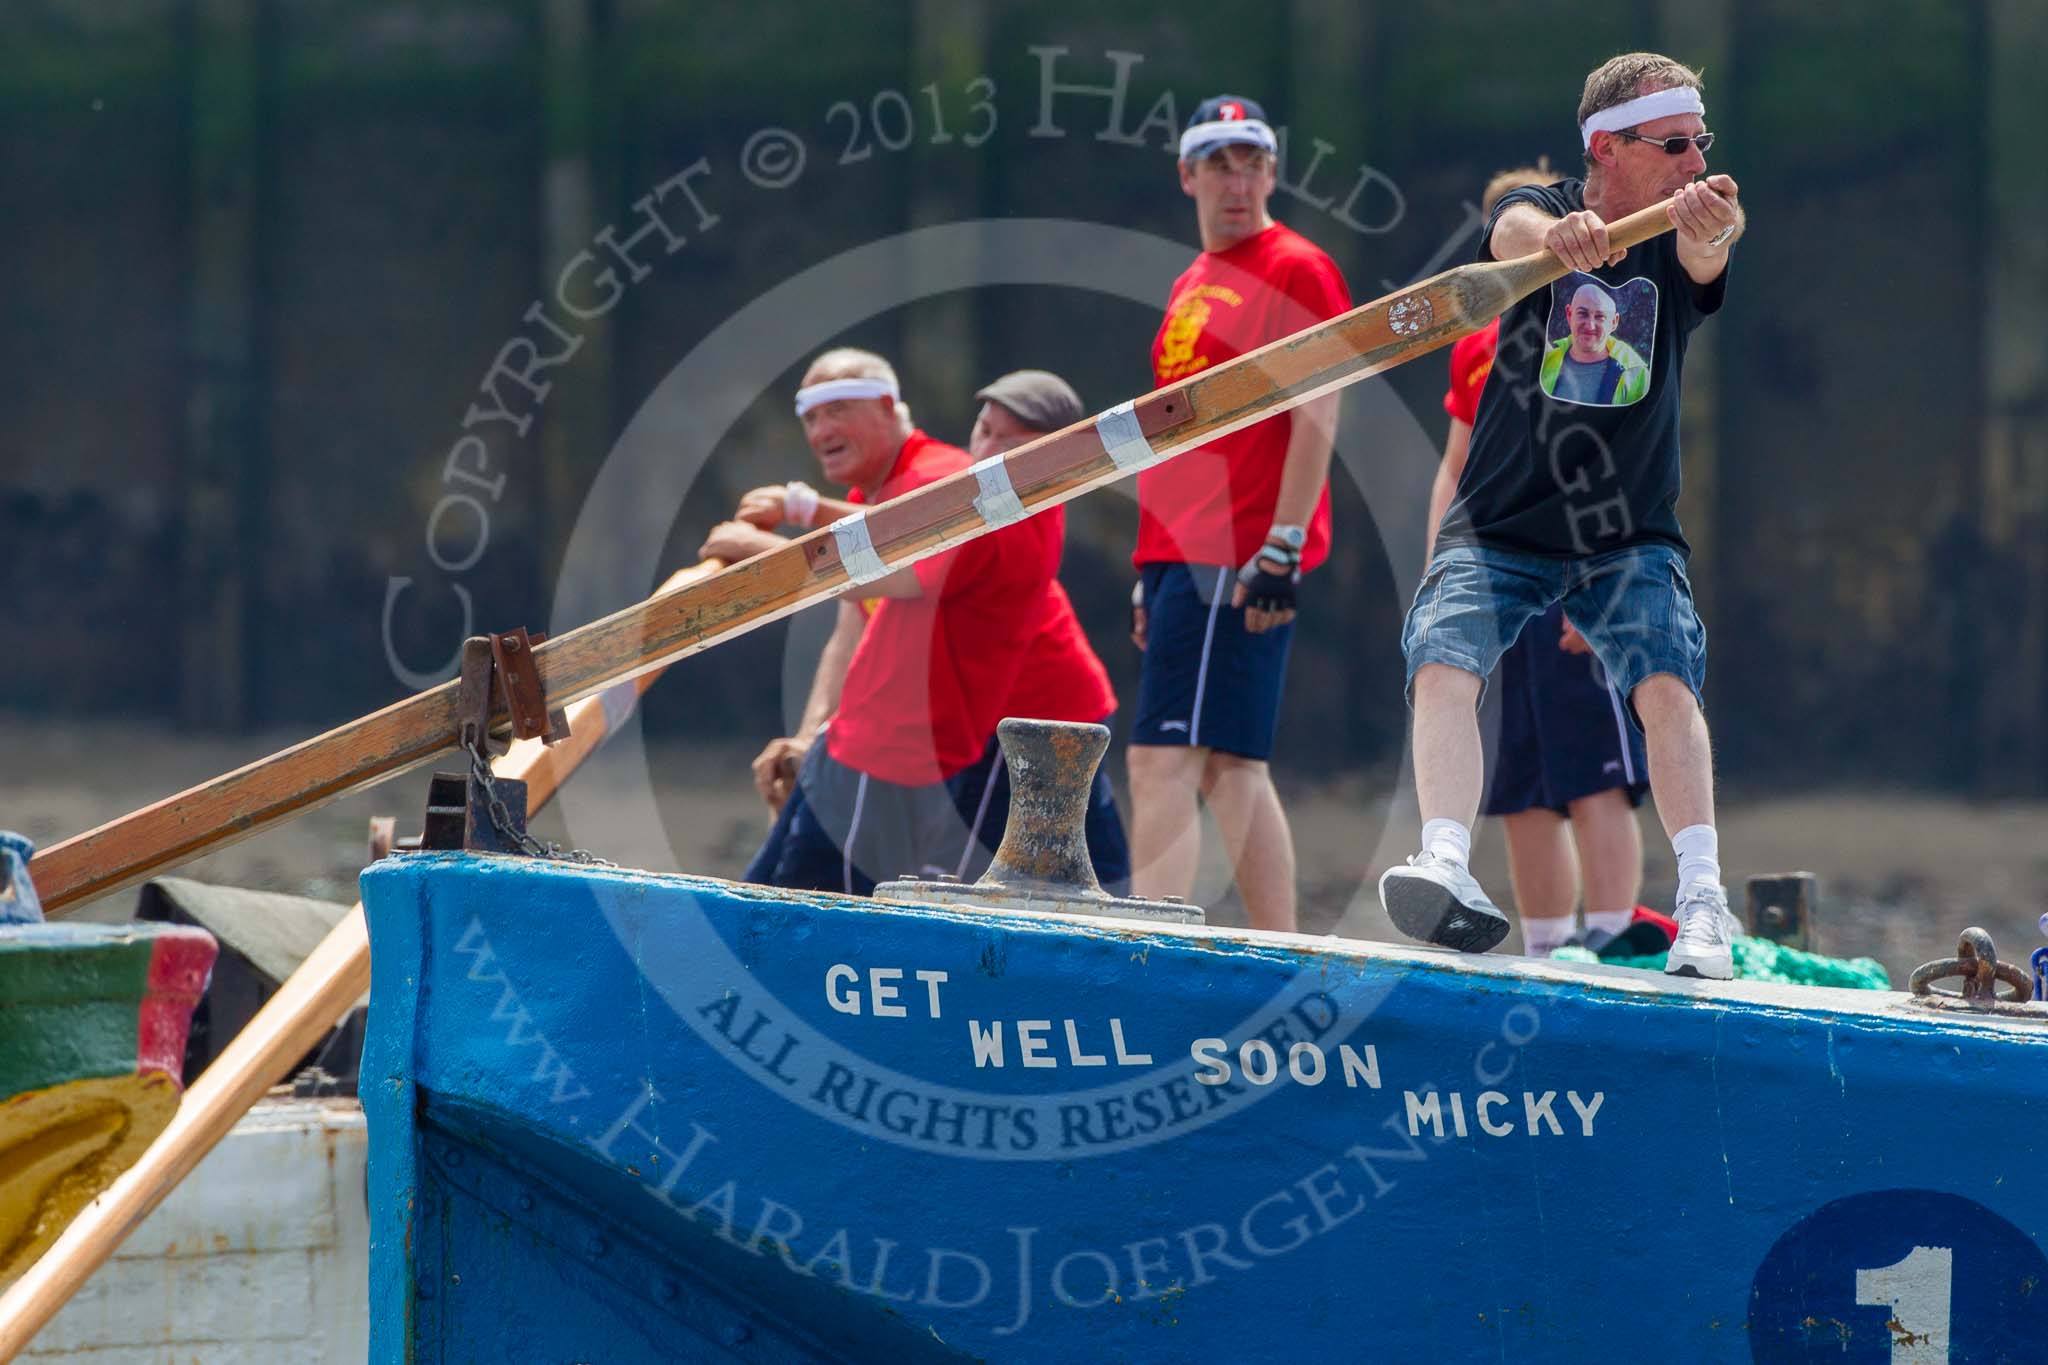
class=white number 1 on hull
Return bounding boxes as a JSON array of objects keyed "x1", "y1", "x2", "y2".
[{"x1": 1855, "y1": 1245, "x2": 1953, "y2": 1363}]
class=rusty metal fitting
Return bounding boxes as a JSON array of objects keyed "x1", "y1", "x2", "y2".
[{"x1": 1908, "y1": 927, "x2": 2036, "y2": 1008}]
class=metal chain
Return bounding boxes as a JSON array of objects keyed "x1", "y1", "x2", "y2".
[{"x1": 464, "y1": 740, "x2": 616, "y2": 867}]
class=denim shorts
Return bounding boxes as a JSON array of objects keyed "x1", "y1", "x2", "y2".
[{"x1": 1402, "y1": 541, "x2": 1707, "y2": 727}]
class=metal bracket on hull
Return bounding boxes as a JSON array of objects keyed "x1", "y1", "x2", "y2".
[
  {"x1": 419, "y1": 770, "x2": 528, "y2": 856},
  {"x1": 402, "y1": 637, "x2": 615, "y2": 866},
  {"x1": 413, "y1": 633, "x2": 579, "y2": 857}
]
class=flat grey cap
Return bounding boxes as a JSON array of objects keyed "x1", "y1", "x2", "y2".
[{"x1": 974, "y1": 369, "x2": 1086, "y2": 433}]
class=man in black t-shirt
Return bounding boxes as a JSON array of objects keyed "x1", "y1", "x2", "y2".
[{"x1": 1379, "y1": 52, "x2": 1748, "y2": 978}]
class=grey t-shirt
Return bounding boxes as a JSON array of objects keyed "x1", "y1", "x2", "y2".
[{"x1": 1554, "y1": 353, "x2": 1616, "y2": 405}]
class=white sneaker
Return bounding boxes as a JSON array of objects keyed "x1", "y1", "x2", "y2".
[
  {"x1": 1665, "y1": 883, "x2": 1739, "y2": 979},
  {"x1": 1379, "y1": 853, "x2": 1510, "y2": 952}
]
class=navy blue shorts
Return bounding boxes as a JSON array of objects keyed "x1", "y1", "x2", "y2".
[
  {"x1": 1132, "y1": 563, "x2": 1294, "y2": 761},
  {"x1": 947, "y1": 730, "x2": 1133, "y2": 895},
  {"x1": 1481, "y1": 603, "x2": 1651, "y2": 818}
]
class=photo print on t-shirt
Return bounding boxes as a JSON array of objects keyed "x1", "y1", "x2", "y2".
[{"x1": 1539, "y1": 272, "x2": 1657, "y2": 408}]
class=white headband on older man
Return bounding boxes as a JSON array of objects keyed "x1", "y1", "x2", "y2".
[
  {"x1": 1178, "y1": 117, "x2": 1278, "y2": 162},
  {"x1": 1579, "y1": 86, "x2": 1704, "y2": 148},
  {"x1": 794, "y1": 376, "x2": 899, "y2": 416}
]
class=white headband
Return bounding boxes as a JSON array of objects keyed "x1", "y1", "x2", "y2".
[
  {"x1": 794, "y1": 376, "x2": 899, "y2": 416},
  {"x1": 1580, "y1": 86, "x2": 1704, "y2": 148},
  {"x1": 1178, "y1": 118, "x2": 1278, "y2": 162}
]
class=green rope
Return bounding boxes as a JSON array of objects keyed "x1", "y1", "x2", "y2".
[{"x1": 1550, "y1": 936, "x2": 1890, "y2": 989}]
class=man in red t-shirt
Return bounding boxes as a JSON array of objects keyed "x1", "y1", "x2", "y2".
[
  {"x1": 1127, "y1": 94, "x2": 1352, "y2": 932},
  {"x1": 702, "y1": 353, "x2": 1115, "y2": 894},
  {"x1": 942, "y1": 371, "x2": 1131, "y2": 890}
]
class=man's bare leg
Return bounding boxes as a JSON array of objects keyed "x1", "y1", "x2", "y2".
[
  {"x1": 1381, "y1": 662, "x2": 1509, "y2": 951},
  {"x1": 1633, "y1": 674, "x2": 1715, "y2": 837},
  {"x1": 1200, "y1": 751, "x2": 1298, "y2": 932},
  {"x1": 1128, "y1": 743, "x2": 1208, "y2": 902},
  {"x1": 1412, "y1": 663, "x2": 1486, "y2": 828},
  {"x1": 1566, "y1": 788, "x2": 1645, "y2": 926},
  {"x1": 1633, "y1": 672, "x2": 1732, "y2": 978},
  {"x1": 1502, "y1": 808, "x2": 1578, "y2": 955}
]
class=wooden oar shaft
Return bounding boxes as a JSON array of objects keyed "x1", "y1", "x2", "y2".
[
  {"x1": 0, "y1": 568, "x2": 704, "y2": 1356},
  {"x1": 29, "y1": 201, "x2": 1674, "y2": 914}
]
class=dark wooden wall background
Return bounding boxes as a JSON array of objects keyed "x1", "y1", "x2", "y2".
[{"x1": 2, "y1": 0, "x2": 2043, "y2": 795}]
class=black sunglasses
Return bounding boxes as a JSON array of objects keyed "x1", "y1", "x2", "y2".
[{"x1": 1610, "y1": 129, "x2": 1715, "y2": 155}]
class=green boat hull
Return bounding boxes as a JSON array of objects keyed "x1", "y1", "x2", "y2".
[{"x1": 1, "y1": 920, "x2": 217, "y2": 1282}]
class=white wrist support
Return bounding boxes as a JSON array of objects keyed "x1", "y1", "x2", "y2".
[{"x1": 783, "y1": 480, "x2": 820, "y2": 527}]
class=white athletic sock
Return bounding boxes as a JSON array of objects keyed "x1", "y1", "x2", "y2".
[
  {"x1": 1421, "y1": 818, "x2": 1472, "y2": 867},
  {"x1": 1584, "y1": 908, "x2": 1636, "y2": 937},
  {"x1": 1522, "y1": 917, "x2": 1576, "y2": 957},
  {"x1": 1672, "y1": 823, "x2": 1721, "y2": 896}
]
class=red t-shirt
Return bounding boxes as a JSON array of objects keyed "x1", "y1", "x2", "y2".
[
  {"x1": 826, "y1": 432, "x2": 1065, "y2": 786},
  {"x1": 1134, "y1": 222, "x2": 1352, "y2": 574},
  {"x1": 1443, "y1": 318, "x2": 1500, "y2": 426},
  {"x1": 1002, "y1": 579, "x2": 1116, "y2": 725}
]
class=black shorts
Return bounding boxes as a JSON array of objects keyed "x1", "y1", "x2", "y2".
[{"x1": 1481, "y1": 602, "x2": 1650, "y2": 818}]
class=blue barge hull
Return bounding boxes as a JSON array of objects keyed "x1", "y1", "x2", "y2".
[{"x1": 360, "y1": 852, "x2": 2048, "y2": 1362}]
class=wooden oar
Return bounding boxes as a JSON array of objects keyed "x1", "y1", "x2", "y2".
[
  {"x1": 0, "y1": 563, "x2": 715, "y2": 1359},
  {"x1": 28, "y1": 199, "x2": 1677, "y2": 916}
]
